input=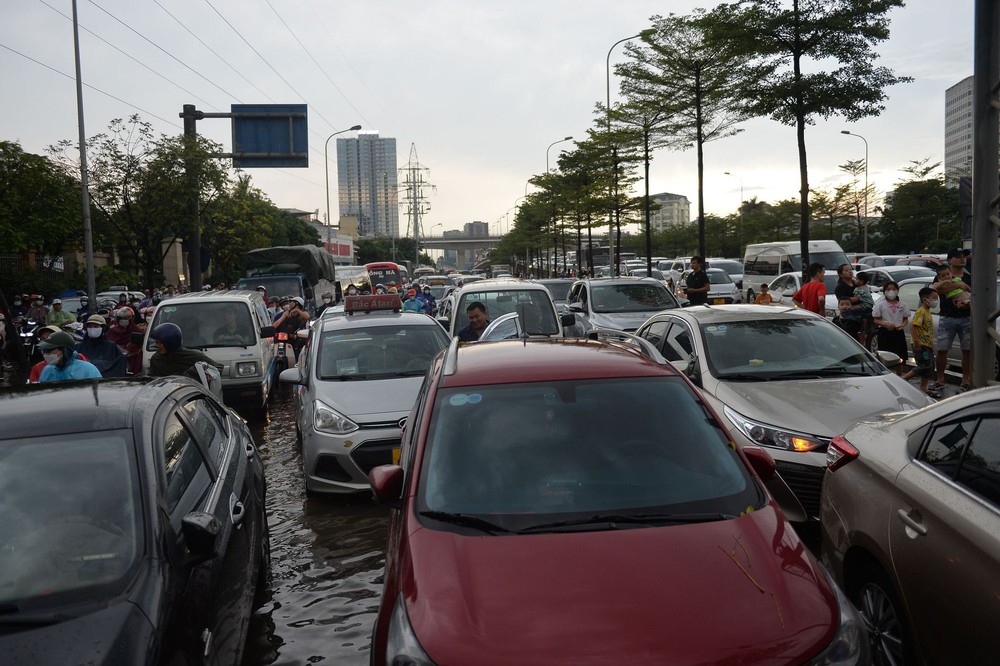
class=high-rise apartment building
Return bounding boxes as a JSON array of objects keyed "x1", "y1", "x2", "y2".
[
  {"x1": 945, "y1": 76, "x2": 974, "y2": 182},
  {"x1": 337, "y1": 132, "x2": 399, "y2": 238},
  {"x1": 649, "y1": 193, "x2": 691, "y2": 230}
]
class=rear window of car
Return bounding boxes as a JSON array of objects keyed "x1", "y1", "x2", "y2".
[
  {"x1": 316, "y1": 324, "x2": 449, "y2": 380},
  {"x1": 0, "y1": 431, "x2": 140, "y2": 607},
  {"x1": 590, "y1": 283, "x2": 677, "y2": 313},
  {"x1": 150, "y1": 301, "x2": 256, "y2": 349},
  {"x1": 418, "y1": 377, "x2": 759, "y2": 528},
  {"x1": 455, "y1": 289, "x2": 558, "y2": 336}
]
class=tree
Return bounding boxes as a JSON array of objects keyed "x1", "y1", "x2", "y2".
[
  {"x1": 878, "y1": 161, "x2": 959, "y2": 253},
  {"x1": 705, "y1": 0, "x2": 910, "y2": 274},
  {"x1": 0, "y1": 140, "x2": 81, "y2": 256},
  {"x1": 619, "y1": 11, "x2": 767, "y2": 261}
]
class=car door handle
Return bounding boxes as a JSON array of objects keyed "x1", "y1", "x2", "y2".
[
  {"x1": 230, "y1": 494, "x2": 246, "y2": 528},
  {"x1": 896, "y1": 508, "x2": 927, "y2": 537}
]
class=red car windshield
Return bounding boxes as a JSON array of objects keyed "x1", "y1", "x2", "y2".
[{"x1": 418, "y1": 377, "x2": 761, "y2": 530}]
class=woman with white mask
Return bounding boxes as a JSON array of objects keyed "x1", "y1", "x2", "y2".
[{"x1": 872, "y1": 280, "x2": 909, "y2": 375}]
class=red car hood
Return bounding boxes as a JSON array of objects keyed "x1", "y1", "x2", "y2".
[{"x1": 404, "y1": 507, "x2": 836, "y2": 665}]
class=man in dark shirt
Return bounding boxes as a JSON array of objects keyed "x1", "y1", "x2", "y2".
[
  {"x1": 932, "y1": 248, "x2": 972, "y2": 391},
  {"x1": 834, "y1": 263, "x2": 861, "y2": 340},
  {"x1": 149, "y1": 322, "x2": 223, "y2": 379},
  {"x1": 683, "y1": 256, "x2": 710, "y2": 306},
  {"x1": 457, "y1": 301, "x2": 490, "y2": 342}
]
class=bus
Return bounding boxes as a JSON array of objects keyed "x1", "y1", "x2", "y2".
[{"x1": 365, "y1": 261, "x2": 404, "y2": 291}]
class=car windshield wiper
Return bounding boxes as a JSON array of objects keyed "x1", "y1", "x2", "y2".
[
  {"x1": 0, "y1": 604, "x2": 74, "y2": 626},
  {"x1": 520, "y1": 511, "x2": 737, "y2": 533},
  {"x1": 717, "y1": 373, "x2": 770, "y2": 382},
  {"x1": 393, "y1": 369, "x2": 426, "y2": 377},
  {"x1": 418, "y1": 510, "x2": 513, "y2": 534}
]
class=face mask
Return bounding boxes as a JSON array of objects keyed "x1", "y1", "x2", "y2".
[
  {"x1": 43, "y1": 351, "x2": 60, "y2": 365},
  {"x1": 885, "y1": 290, "x2": 898, "y2": 299},
  {"x1": 348, "y1": 289, "x2": 357, "y2": 296},
  {"x1": 13, "y1": 300, "x2": 20, "y2": 306},
  {"x1": 282, "y1": 304, "x2": 290, "y2": 311},
  {"x1": 118, "y1": 319, "x2": 130, "y2": 327},
  {"x1": 87, "y1": 327, "x2": 103, "y2": 338},
  {"x1": 927, "y1": 299, "x2": 939, "y2": 309},
  {"x1": 36, "y1": 301, "x2": 43, "y2": 306},
  {"x1": 323, "y1": 297, "x2": 332, "y2": 304}
]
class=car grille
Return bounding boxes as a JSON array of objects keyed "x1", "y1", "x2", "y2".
[
  {"x1": 774, "y1": 460, "x2": 825, "y2": 519},
  {"x1": 351, "y1": 438, "x2": 402, "y2": 475}
]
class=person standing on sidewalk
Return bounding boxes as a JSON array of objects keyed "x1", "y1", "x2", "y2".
[
  {"x1": 930, "y1": 248, "x2": 972, "y2": 392},
  {"x1": 792, "y1": 263, "x2": 827, "y2": 315}
]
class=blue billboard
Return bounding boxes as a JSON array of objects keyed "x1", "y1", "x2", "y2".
[{"x1": 231, "y1": 104, "x2": 308, "y2": 168}]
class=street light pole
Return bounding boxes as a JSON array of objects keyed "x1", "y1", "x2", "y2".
[
  {"x1": 545, "y1": 136, "x2": 573, "y2": 276},
  {"x1": 606, "y1": 30, "x2": 654, "y2": 275},
  {"x1": 324, "y1": 124, "x2": 362, "y2": 249},
  {"x1": 723, "y1": 171, "x2": 744, "y2": 254},
  {"x1": 546, "y1": 136, "x2": 573, "y2": 173},
  {"x1": 840, "y1": 130, "x2": 869, "y2": 254}
]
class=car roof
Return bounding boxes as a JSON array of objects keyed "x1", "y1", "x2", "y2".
[
  {"x1": 155, "y1": 290, "x2": 262, "y2": 303},
  {"x1": 0, "y1": 377, "x2": 193, "y2": 439},
  {"x1": 648, "y1": 303, "x2": 811, "y2": 324},
  {"x1": 861, "y1": 265, "x2": 934, "y2": 274},
  {"x1": 575, "y1": 276, "x2": 663, "y2": 285},
  {"x1": 320, "y1": 310, "x2": 440, "y2": 331},
  {"x1": 441, "y1": 339, "x2": 680, "y2": 388}
]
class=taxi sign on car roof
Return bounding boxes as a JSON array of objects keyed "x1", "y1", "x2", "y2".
[{"x1": 344, "y1": 294, "x2": 402, "y2": 314}]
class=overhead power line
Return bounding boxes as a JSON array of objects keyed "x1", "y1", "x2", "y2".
[
  {"x1": 152, "y1": 0, "x2": 277, "y2": 104},
  {"x1": 262, "y1": 0, "x2": 373, "y2": 128},
  {"x1": 37, "y1": 0, "x2": 219, "y2": 111},
  {"x1": 87, "y1": 0, "x2": 242, "y2": 102},
  {"x1": 0, "y1": 41, "x2": 183, "y2": 128}
]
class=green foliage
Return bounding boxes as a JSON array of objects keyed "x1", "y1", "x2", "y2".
[
  {"x1": 355, "y1": 237, "x2": 432, "y2": 267},
  {"x1": 0, "y1": 269, "x2": 75, "y2": 303},
  {"x1": 876, "y1": 169, "x2": 960, "y2": 254},
  {"x1": 0, "y1": 141, "x2": 81, "y2": 255},
  {"x1": 93, "y1": 265, "x2": 144, "y2": 292}
]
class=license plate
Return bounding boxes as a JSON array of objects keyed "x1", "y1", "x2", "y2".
[
  {"x1": 713, "y1": 298, "x2": 726, "y2": 304},
  {"x1": 392, "y1": 447, "x2": 401, "y2": 465}
]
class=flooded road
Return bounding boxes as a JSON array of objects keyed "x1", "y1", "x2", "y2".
[{"x1": 242, "y1": 389, "x2": 390, "y2": 665}]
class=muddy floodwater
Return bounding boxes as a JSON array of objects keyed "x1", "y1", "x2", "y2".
[{"x1": 242, "y1": 390, "x2": 390, "y2": 665}]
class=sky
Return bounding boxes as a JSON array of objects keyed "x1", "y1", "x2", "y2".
[{"x1": 1, "y1": 0, "x2": 975, "y2": 237}]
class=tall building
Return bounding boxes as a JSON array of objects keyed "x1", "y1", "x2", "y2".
[
  {"x1": 337, "y1": 132, "x2": 399, "y2": 238},
  {"x1": 649, "y1": 193, "x2": 691, "y2": 230},
  {"x1": 464, "y1": 221, "x2": 489, "y2": 237},
  {"x1": 945, "y1": 76, "x2": 974, "y2": 182}
]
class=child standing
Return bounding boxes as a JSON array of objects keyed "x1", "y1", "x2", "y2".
[
  {"x1": 754, "y1": 283, "x2": 773, "y2": 304},
  {"x1": 902, "y1": 287, "x2": 939, "y2": 395}
]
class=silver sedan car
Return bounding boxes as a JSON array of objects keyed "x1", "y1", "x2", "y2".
[
  {"x1": 821, "y1": 386, "x2": 1000, "y2": 665},
  {"x1": 635, "y1": 305, "x2": 933, "y2": 518},
  {"x1": 280, "y1": 307, "x2": 449, "y2": 494}
]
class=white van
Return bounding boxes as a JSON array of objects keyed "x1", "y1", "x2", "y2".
[
  {"x1": 742, "y1": 240, "x2": 849, "y2": 302},
  {"x1": 141, "y1": 291, "x2": 276, "y2": 411}
]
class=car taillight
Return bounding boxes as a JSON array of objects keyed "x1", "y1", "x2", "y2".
[
  {"x1": 826, "y1": 435, "x2": 859, "y2": 472},
  {"x1": 276, "y1": 332, "x2": 288, "y2": 341}
]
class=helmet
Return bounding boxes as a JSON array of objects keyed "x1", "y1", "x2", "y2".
[
  {"x1": 116, "y1": 308, "x2": 134, "y2": 320},
  {"x1": 291, "y1": 296, "x2": 305, "y2": 308},
  {"x1": 38, "y1": 331, "x2": 77, "y2": 352},
  {"x1": 407, "y1": 289, "x2": 417, "y2": 297},
  {"x1": 256, "y1": 285, "x2": 267, "y2": 291},
  {"x1": 203, "y1": 284, "x2": 212, "y2": 291},
  {"x1": 150, "y1": 322, "x2": 183, "y2": 353},
  {"x1": 118, "y1": 293, "x2": 128, "y2": 301},
  {"x1": 322, "y1": 290, "x2": 333, "y2": 298},
  {"x1": 86, "y1": 314, "x2": 107, "y2": 326},
  {"x1": 51, "y1": 298, "x2": 62, "y2": 305},
  {"x1": 81, "y1": 296, "x2": 89, "y2": 303}
]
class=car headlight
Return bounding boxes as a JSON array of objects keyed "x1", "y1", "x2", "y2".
[
  {"x1": 235, "y1": 361, "x2": 259, "y2": 377},
  {"x1": 810, "y1": 566, "x2": 870, "y2": 665},
  {"x1": 724, "y1": 406, "x2": 826, "y2": 452},
  {"x1": 386, "y1": 595, "x2": 434, "y2": 665},
  {"x1": 313, "y1": 400, "x2": 359, "y2": 435}
]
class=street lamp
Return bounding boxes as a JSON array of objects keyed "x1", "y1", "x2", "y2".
[
  {"x1": 324, "y1": 124, "x2": 363, "y2": 247},
  {"x1": 606, "y1": 29, "x2": 655, "y2": 274},
  {"x1": 546, "y1": 136, "x2": 573, "y2": 173},
  {"x1": 723, "y1": 171, "x2": 744, "y2": 253},
  {"x1": 431, "y1": 222, "x2": 443, "y2": 236},
  {"x1": 840, "y1": 130, "x2": 869, "y2": 253}
]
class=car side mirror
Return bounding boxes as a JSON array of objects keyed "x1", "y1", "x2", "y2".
[
  {"x1": 877, "y1": 350, "x2": 901, "y2": 368},
  {"x1": 742, "y1": 446, "x2": 808, "y2": 522},
  {"x1": 260, "y1": 325, "x2": 275, "y2": 339},
  {"x1": 742, "y1": 446, "x2": 776, "y2": 480},
  {"x1": 568, "y1": 303, "x2": 585, "y2": 313},
  {"x1": 436, "y1": 316, "x2": 450, "y2": 328},
  {"x1": 560, "y1": 312, "x2": 576, "y2": 327},
  {"x1": 685, "y1": 354, "x2": 700, "y2": 385},
  {"x1": 279, "y1": 367, "x2": 303, "y2": 384},
  {"x1": 369, "y1": 465, "x2": 404, "y2": 508},
  {"x1": 131, "y1": 331, "x2": 144, "y2": 345},
  {"x1": 181, "y1": 511, "x2": 220, "y2": 560},
  {"x1": 304, "y1": 287, "x2": 314, "y2": 300}
]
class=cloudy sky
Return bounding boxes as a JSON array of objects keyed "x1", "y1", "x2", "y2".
[{"x1": 2, "y1": 0, "x2": 974, "y2": 236}]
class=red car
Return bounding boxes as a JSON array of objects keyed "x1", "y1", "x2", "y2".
[{"x1": 368, "y1": 338, "x2": 868, "y2": 665}]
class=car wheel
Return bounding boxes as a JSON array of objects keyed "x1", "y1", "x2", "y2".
[
  {"x1": 850, "y1": 564, "x2": 913, "y2": 666},
  {"x1": 746, "y1": 289, "x2": 755, "y2": 303},
  {"x1": 252, "y1": 517, "x2": 273, "y2": 609}
]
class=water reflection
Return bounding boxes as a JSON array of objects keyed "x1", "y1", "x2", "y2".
[{"x1": 243, "y1": 391, "x2": 389, "y2": 665}]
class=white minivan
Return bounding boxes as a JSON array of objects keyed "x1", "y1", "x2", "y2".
[
  {"x1": 742, "y1": 240, "x2": 850, "y2": 303},
  {"x1": 141, "y1": 291, "x2": 276, "y2": 411}
]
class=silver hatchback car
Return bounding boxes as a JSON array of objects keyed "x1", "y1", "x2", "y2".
[
  {"x1": 280, "y1": 298, "x2": 450, "y2": 493},
  {"x1": 635, "y1": 305, "x2": 933, "y2": 518}
]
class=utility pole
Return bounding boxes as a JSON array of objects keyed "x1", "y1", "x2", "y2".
[
  {"x1": 180, "y1": 104, "x2": 203, "y2": 291},
  {"x1": 71, "y1": 0, "x2": 96, "y2": 304},
  {"x1": 399, "y1": 144, "x2": 434, "y2": 269}
]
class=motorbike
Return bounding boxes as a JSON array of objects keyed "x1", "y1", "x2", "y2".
[
  {"x1": 275, "y1": 331, "x2": 291, "y2": 373},
  {"x1": 16, "y1": 317, "x2": 40, "y2": 361}
]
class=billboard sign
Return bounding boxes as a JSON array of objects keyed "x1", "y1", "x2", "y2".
[{"x1": 231, "y1": 104, "x2": 308, "y2": 168}]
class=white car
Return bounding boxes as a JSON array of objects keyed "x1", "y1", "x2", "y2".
[
  {"x1": 766, "y1": 272, "x2": 840, "y2": 317},
  {"x1": 677, "y1": 268, "x2": 740, "y2": 305}
]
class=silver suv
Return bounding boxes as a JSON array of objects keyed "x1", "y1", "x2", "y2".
[{"x1": 564, "y1": 277, "x2": 680, "y2": 335}]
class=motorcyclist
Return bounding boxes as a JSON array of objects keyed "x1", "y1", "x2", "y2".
[
  {"x1": 75, "y1": 314, "x2": 128, "y2": 377},
  {"x1": 417, "y1": 285, "x2": 436, "y2": 315},
  {"x1": 148, "y1": 322, "x2": 223, "y2": 379},
  {"x1": 46, "y1": 298, "x2": 76, "y2": 327},
  {"x1": 37, "y1": 331, "x2": 102, "y2": 382},
  {"x1": 274, "y1": 296, "x2": 310, "y2": 363},
  {"x1": 10, "y1": 295, "x2": 28, "y2": 318},
  {"x1": 76, "y1": 295, "x2": 92, "y2": 322},
  {"x1": 402, "y1": 289, "x2": 424, "y2": 312},
  {"x1": 107, "y1": 307, "x2": 143, "y2": 374},
  {"x1": 26, "y1": 295, "x2": 48, "y2": 323},
  {"x1": 316, "y1": 290, "x2": 335, "y2": 317},
  {"x1": 375, "y1": 283, "x2": 387, "y2": 295}
]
